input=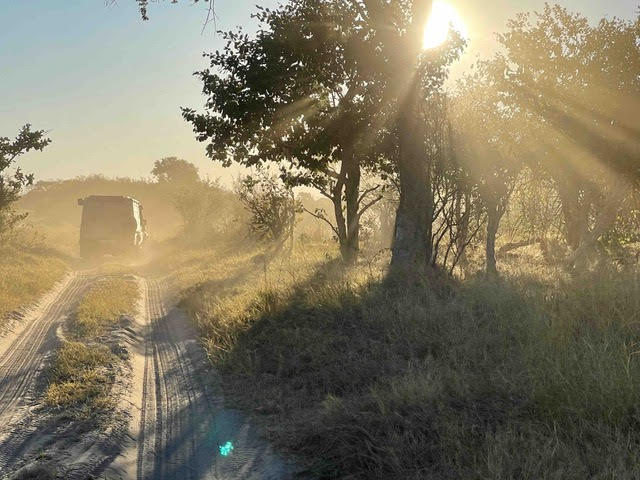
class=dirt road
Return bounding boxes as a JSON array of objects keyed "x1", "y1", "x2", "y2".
[
  {"x1": 0, "y1": 273, "x2": 298, "y2": 479},
  {"x1": 0, "y1": 273, "x2": 88, "y2": 472}
]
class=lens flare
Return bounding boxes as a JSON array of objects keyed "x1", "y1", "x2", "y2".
[{"x1": 219, "y1": 441, "x2": 234, "y2": 456}]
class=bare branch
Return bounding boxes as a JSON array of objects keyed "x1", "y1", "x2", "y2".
[
  {"x1": 358, "y1": 194, "x2": 384, "y2": 218},
  {"x1": 302, "y1": 207, "x2": 339, "y2": 237},
  {"x1": 202, "y1": 0, "x2": 217, "y2": 34},
  {"x1": 358, "y1": 184, "x2": 381, "y2": 205}
]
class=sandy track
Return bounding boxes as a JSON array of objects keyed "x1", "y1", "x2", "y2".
[
  {"x1": 0, "y1": 273, "x2": 299, "y2": 479},
  {"x1": 0, "y1": 273, "x2": 93, "y2": 471},
  {"x1": 132, "y1": 278, "x2": 297, "y2": 480}
]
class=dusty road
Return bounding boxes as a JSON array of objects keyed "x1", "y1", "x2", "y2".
[
  {"x1": 0, "y1": 273, "x2": 297, "y2": 479},
  {"x1": 0, "y1": 273, "x2": 89, "y2": 472}
]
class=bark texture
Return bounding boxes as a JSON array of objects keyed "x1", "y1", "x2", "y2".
[
  {"x1": 391, "y1": 78, "x2": 431, "y2": 273},
  {"x1": 389, "y1": 0, "x2": 434, "y2": 275},
  {"x1": 485, "y1": 202, "x2": 500, "y2": 276}
]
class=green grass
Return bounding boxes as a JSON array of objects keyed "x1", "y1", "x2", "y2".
[
  {"x1": 176, "y1": 244, "x2": 640, "y2": 479},
  {"x1": 46, "y1": 277, "x2": 139, "y2": 416},
  {"x1": 0, "y1": 242, "x2": 68, "y2": 321}
]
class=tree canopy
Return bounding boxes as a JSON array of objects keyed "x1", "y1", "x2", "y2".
[
  {"x1": 151, "y1": 157, "x2": 200, "y2": 185},
  {"x1": 178, "y1": 0, "x2": 639, "y2": 274},
  {"x1": 183, "y1": 0, "x2": 464, "y2": 265}
]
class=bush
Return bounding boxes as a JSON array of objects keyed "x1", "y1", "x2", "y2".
[{"x1": 235, "y1": 172, "x2": 301, "y2": 247}]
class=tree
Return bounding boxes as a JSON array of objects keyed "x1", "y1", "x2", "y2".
[
  {"x1": 172, "y1": 179, "x2": 241, "y2": 242},
  {"x1": 386, "y1": 0, "x2": 434, "y2": 274},
  {"x1": 354, "y1": 0, "x2": 465, "y2": 274},
  {"x1": 184, "y1": 0, "x2": 463, "y2": 269},
  {"x1": 494, "y1": 5, "x2": 640, "y2": 266},
  {"x1": 424, "y1": 97, "x2": 483, "y2": 274},
  {"x1": 183, "y1": 0, "x2": 387, "y2": 265},
  {"x1": 235, "y1": 171, "x2": 301, "y2": 250},
  {"x1": 0, "y1": 125, "x2": 50, "y2": 237},
  {"x1": 451, "y1": 64, "x2": 530, "y2": 276},
  {"x1": 150, "y1": 157, "x2": 239, "y2": 242},
  {"x1": 151, "y1": 157, "x2": 200, "y2": 185}
]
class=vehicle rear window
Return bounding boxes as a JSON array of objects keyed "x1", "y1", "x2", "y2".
[{"x1": 81, "y1": 200, "x2": 135, "y2": 235}]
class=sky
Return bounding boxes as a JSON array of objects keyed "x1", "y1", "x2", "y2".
[{"x1": 1, "y1": 0, "x2": 637, "y2": 185}]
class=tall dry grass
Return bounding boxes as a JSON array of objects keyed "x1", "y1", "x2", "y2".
[
  {"x1": 174, "y1": 243, "x2": 640, "y2": 479},
  {"x1": 0, "y1": 241, "x2": 68, "y2": 322}
]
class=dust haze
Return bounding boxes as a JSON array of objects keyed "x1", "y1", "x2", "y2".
[{"x1": 1, "y1": 1, "x2": 639, "y2": 479}]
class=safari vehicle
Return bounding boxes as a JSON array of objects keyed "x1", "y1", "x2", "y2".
[{"x1": 77, "y1": 195, "x2": 147, "y2": 258}]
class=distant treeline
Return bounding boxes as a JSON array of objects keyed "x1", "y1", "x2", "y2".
[
  {"x1": 18, "y1": 175, "x2": 184, "y2": 246},
  {"x1": 15, "y1": 165, "x2": 340, "y2": 255}
]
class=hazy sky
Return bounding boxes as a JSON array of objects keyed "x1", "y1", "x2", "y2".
[{"x1": 1, "y1": 0, "x2": 636, "y2": 185}]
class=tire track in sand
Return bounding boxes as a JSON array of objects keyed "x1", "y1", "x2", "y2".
[
  {"x1": 0, "y1": 273, "x2": 94, "y2": 471},
  {"x1": 134, "y1": 277, "x2": 298, "y2": 480}
]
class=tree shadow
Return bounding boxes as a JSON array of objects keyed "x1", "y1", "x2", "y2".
[{"x1": 129, "y1": 284, "x2": 302, "y2": 480}]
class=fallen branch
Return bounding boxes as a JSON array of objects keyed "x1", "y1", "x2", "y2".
[{"x1": 497, "y1": 237, "x2": 543, "y2": 257}]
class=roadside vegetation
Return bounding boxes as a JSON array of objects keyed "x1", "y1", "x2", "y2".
[
  {"x1": 45, "y1": 342, "x2": 115, "y2": 415},
  {"x1": 72, "y1": 277, "x2": 139, "y2": 338},
  {"x1": 171, "y1": 244, "x2": 640, "y2": 479},
  {"x1": 45, "y1": 277, "x2": 140, "y2": 418},
  {"x1": 0, "y1": 124, "x2": 69, "y2": 324},
  {"x1": 0, "y1": 238, "x2": 68, "y2": 323}
]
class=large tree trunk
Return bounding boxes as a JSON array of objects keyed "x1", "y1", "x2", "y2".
[
  {"x1": 485, "y1": 202, "x2": 500, "y2": 276},
  {"x1": 332, "y1": 164, "x2": 348, "y2": 261},
  {"x1": 388, "y1": 0, "x2": 433, "y2": 276},
  {"x1": 330, "y1": 145, "x2": 362, "y2": 266},
  {"x1": 391, "y1": 78, "x2": 431, "y2": 273},
  {"x1": 378, "y1": 200, "x2": 396, "y2": 248},
  {"x1": 557, "y1": 178, "x2": 589, "y2": 250},
  {"x1": 343, "y1": 148, "x2": 361, "y2": 265}
]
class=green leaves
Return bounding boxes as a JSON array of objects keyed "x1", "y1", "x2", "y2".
[
  {"x1": 0, "y1": 124, "x2": 50, "y2": 172},
  {"x1": 496, "y1": 6, "x2": 640, "y2": 182},
  {"x1": 0, "y1": 124, "x2": 50, "y2": 236}
]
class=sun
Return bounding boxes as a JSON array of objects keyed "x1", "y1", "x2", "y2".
[{"x1": 423, "y1": 1, "x2": 468, "y2": 49}]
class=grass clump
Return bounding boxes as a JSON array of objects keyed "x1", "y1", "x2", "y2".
[
  {"x1": 46, "y1": 277, "x2": 139, "y2": 417},
  {"x1": 179, "y1": 245, "x2": 640, "y2": 479},
  {"x1": 45, "y1": 342, "x2": 114, "y2": 412},
  {"x1": 73, "y1": 277, "x2": 139, "y2": 337}
]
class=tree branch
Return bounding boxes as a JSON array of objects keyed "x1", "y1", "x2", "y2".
[
  {"x1": 302, "y1": 207, "x2": 340, "y2": 237},
  {"x1": 358, "y1": 194, "x2": 383, "y2": 218}
]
